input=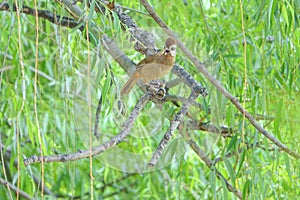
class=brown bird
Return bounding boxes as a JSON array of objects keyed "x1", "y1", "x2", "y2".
[{"x1": 121, "y1": 37, "x2": 177, "y2": 96}]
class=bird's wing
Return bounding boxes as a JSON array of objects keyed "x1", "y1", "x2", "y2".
[{"x1": 136, "y1": 52, "x2": 162, "y2": 66}]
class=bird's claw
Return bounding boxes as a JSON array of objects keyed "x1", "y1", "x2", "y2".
[{"x1": 146, "y1": 80, "x2": 166, "y2": 99}]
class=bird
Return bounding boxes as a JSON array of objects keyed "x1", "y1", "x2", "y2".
[{"x1": 120, "y1": 37, "x2": 177, "y2": 96}]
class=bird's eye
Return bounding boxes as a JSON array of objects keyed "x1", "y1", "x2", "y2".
[{"x1": 171, "y1": 47, "x2": 176, "y2": 51}]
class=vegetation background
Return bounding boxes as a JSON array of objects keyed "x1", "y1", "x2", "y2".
[{"x1": 0, "y1": 0, "x2": 299, "y2": 199}]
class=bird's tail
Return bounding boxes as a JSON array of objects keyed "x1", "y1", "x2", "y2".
[{"x1": 120, "y1": 76, "x2": 138, "y2": 96}]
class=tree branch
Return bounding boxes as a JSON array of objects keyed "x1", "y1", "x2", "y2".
[
  {"x1": 0, "y1": 177, "x2": 34, "y2": 200},
  {"x1": 149, "y1": 83, "x2": 203, "y2": 166},
  {"x1": 24, "y1": 93, "x2": 152, "y2": 165},
  {"x1": 0, "y1": 2, "x2": 81, "y2": 29},
  {"x1": 183, "y1": 131, "x2": 242, "y2": 199},
  {"x1": 139, "y1": 0, "x2": 300, "y2": 159}
]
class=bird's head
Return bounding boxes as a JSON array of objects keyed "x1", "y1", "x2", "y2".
[{"x1": 163, "y1": 37, "x2": 177, "y2": 57}]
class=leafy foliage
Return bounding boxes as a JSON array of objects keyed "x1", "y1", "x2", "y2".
[{"x1": 0, "y1": 0, "x2": 299, "y2": 199}]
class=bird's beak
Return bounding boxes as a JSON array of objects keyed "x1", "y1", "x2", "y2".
[{"x1": 164, "y1": 48, "x2": 170, "y2": 55}]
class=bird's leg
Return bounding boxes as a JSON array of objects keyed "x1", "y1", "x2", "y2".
[
  {"x1": 159, "y1": 80, "x2": 166, "y2": 88},
  {"x1": 147, "y1": 80, "x2": 160, "y2": 87},
  {"x1": 146, "y1": 80, "x2": 166, "y2": 99}
]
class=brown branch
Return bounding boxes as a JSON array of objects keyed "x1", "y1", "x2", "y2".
[
  {"x1": 24, "y1": 93, "x2": 152, "y2": 165},
  {"x1": 139, "y1": 0, "x2": 300, "y2": 159},
  {"x1": 13, "y1": 0, "x2": 135, "y2": 75},
  {"x1": 0, "y1": 2, "x2": 81, "y2": 29},
  {"x1": 0, "y1": 177, "x2": 34, "y2": 200}
]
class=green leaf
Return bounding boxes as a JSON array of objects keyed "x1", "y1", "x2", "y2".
[
  {"x1": 284, "y1": 153, "x2": 292, "y2": 181},
  {"x1": 226, "y1": 135, "x2": 237, "y2": 153},
  {"x1": 101, "y1": 68, "x2": 111, "y2": 104},
  {"x1": 224, "y1": 157, "x2": 236, "y2": 184},
  {"x1": 220, "y1": 177, "x2": 228, "y2": 200},
  {"x1": 242, "y1": 179, "x2": 251, "y2": 199},
  {"x1": 237, "y1": 148, "x2": 246, "y2": 175}
]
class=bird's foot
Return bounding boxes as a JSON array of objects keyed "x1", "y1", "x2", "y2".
[{"x1": 146, "y1": 80, "x2": 166, "y2": 99}]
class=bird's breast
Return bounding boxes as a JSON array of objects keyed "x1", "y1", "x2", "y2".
[{"x1": 139, "y1": 63, "x2": 173, "y2": 82}]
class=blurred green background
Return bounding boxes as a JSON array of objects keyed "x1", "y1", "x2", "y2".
[{"x1": 0, "y1": 0, "x2": 299, "y2": 199}]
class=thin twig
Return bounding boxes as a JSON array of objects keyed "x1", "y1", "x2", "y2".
[
  {"x1": 28, "y1": 66, "x2": 58, "y2": 84},
  {"x1": 184, "y1": 131, "x2": 242, "y2": 199},
  {"x1": 0, "y1": 177, "x2": 34, "y2": 200},
  {"x1": 164, "y1": 94, "x2": 204, "y2": 108},
  {"x1": 119, "y1": 5, "x2": 149, "y2": 16},
  {"x1": 1, "y1": 143, "x2": 55, "y2": 196},
  {"x1": 188, "y1": 119, "x2": 233, "y2": 137},
  {"x1": 24, "y1": 93, "x2": 151, "y2": 165},
  {"x1": 0, "y1": 2, "x2": 82, "y2": 29},
  {"x1": 139, "y1": 0, "x2": 300, "y2": 159},
  {"x1": 213, "y1": 141, "x2": 277, "y2": 164}
]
